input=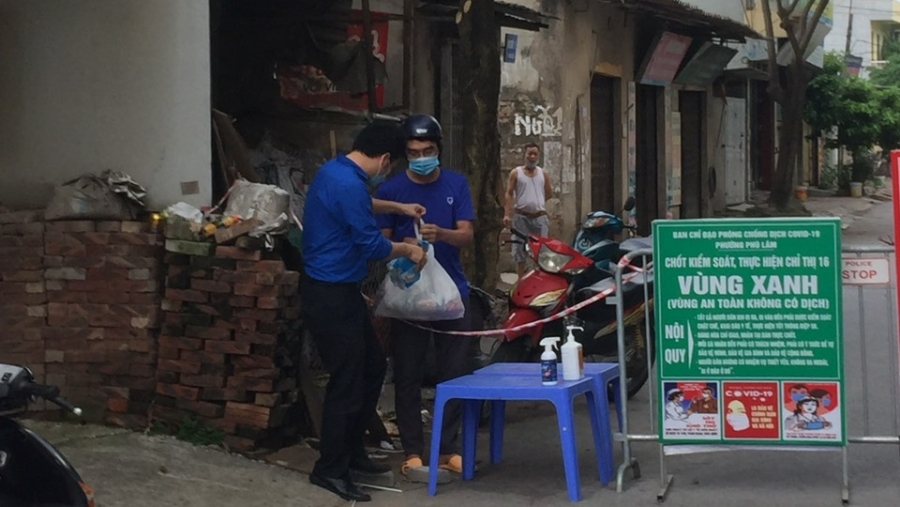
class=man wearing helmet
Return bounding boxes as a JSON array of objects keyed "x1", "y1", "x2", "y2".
[{"x1": 375, "y1": 114, "x2": 476, "y2": 482}]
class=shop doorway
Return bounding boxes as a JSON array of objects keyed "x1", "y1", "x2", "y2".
[
  {"x1": 679, "y1": 90, "x2": 705, "y2": 218},
  {"x1": 635, "y1": 84, "x2": 660, "y2": 236},
  {"x1": 590, "y1": 75, "x2": 618, "y2": 213}
]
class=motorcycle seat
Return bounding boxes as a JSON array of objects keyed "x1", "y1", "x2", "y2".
[
  {"x1": 576, "y1": 278, "x2": 616, "y2": 299},
  {"x1": 620, "y1": 272, "x2": 654, "y2": 293},
  {"x1": 619, "y1": 236, "x2": 652, "y2": 256},
  {"x1": 576, "y1": 272, "x2": 654, "y2": 301}
]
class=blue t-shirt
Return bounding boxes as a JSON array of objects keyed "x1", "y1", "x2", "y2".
[
  {"x1": 302, "y1": 154, "x2": 393, "y2": 284},
  {"x1": 375, "y1": 169, "x2": 475, "y2": 299}
]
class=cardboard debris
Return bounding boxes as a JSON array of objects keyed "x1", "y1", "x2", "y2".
[
  {"x1": 212, "y1": 109, "x2": 260, "y2": 185},
  {"x1": 214, "y1": 218, "x2": 261, "y2": 244}
]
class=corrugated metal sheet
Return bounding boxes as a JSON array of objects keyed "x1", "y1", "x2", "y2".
[
  {"x1": 604, "y1": 0, "x2": 761, "y2": 41},
  {"x1": 419, "y1": 0, "x2": 553, "y2": 31}
]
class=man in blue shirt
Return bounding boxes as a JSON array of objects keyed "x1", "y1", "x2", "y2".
[
  {"x1": 375, "y1": 114, "x2": 475, "y2": 483},
  {"x1": 301, "y1": 121, "x2": 427, "y2": 502}
]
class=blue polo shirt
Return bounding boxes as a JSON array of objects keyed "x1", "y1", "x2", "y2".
[
  {"x1": 375, "y1": 169, "x2": 475, "y2": 298},
  {"x1": 302, "y1": 154, "x2": 393, "y2": 284}
]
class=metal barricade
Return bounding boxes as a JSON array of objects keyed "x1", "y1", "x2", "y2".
[
  {"x1": 841, "y1": 245, "x2": 900, "y2": 447},
  {"x1": 611, "y1": 245, "x2": 900, "y2": 504},
  {"x1": 613, "y1": 248, "x2": 657, "y2": 491}
]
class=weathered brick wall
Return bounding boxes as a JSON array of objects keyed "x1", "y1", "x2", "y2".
[
  {"x1": 42, "y1": 219, "x2": 163, "y2": 427},
  {"x1": 1, "y1": 209, "x2": 306, "y2": 451},
  {"x1": 0, "y1": 210, "x2": 47, "y2": 384},
  {"x1": 0, "y1": 210, "x2": 163, "y2": 424},
  {"x1": 152, "y1": 240, "x2": 303, "y2": 452}
]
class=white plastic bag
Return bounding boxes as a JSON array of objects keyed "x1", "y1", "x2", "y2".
[
  {"x1": 44, "y1": 171, "x2": 146, "y2": 221},
  {"x1": 224, "y1": 180, "x2": 291, "y2": 230},
  {"x1": 374, "y1": 228, "x2": 465, "y2": 322}
]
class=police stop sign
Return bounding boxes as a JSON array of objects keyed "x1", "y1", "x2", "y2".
[{"x1": 841, "y1": 258, "x2": 890, "y2": 285}]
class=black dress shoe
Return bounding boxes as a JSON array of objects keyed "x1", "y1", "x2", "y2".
[
  {"x1": 350, "y1": 455, "x2": 392, "y2": 475},
  {"x1": 309, "y1": 473, "x2": 371, "y2": 502}
]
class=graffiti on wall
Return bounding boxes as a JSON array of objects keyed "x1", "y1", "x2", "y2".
[
  {"x1": 514, "y1": 105, "x2": 564, "y2": 137},
  {"x1": 543, "y1": 140, "x2": 563, "y2": 193}
]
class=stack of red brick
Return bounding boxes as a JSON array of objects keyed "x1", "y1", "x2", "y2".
[
  {"x1": 42, "y1": 220, "x2": 163, "y2": 425},
  {"x1": 1, "y1": 207, "x2": 307, "y2": 451},
  {"x1": 0, "y1": 210, "x2": 47, "y2": 383},
  {"x1": 154, "y1": 239, "x2": 303, "y2": 452},
  {"x1": 0, "y1": 212, "x2": 163, "y2": 424}
]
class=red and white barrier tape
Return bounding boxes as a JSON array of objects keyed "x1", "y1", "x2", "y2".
[{"x1": 365, "y1": 260, "x2": 651, "y2": 338}]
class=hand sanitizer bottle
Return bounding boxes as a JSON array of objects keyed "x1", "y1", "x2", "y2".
[
  {"x1": 561, "y1": 325, "x2": 585, "y2": 381},
  {"x1": 540, "y1": 337, "x2": 561, "y2": 386}
]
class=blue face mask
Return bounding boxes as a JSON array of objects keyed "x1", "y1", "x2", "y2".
[
  {"x1": 409, "y1": 156, "x2": 440, "y2": 176},
  {"x1": 822, "y1": 397, "x2": 832, "y2": 407},
  {"x1": 368, "y1": 157, "x2": 390, "y2": 187},
  {"x1": 791, "y1": 393, "x2": 806, "y2": 403}
]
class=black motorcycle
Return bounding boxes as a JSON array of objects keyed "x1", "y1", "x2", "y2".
[{"x1": 0, "y1": 363, "x2": 94, "y2": 507}]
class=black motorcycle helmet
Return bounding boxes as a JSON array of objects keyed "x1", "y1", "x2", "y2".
[{"x1": 403, "y1": 114, "x2": 443, "y2": 141}]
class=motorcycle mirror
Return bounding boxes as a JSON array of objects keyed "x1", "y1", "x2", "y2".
[
  {"x1": 623, "y1": 196, "x2": 636, "y2": 212},
  {"x1": 563, "y1": 315, "x2": 586, "y2": 328}
]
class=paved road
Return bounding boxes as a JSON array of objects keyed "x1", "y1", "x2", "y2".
[
  {"x1": 844, "y1": 201, "x2": 893, "y2": 247},
  {"x1": 20, "y1": 200, "x2": 900, "y2": 507},
  {"x1": 33, "y1": 391, "x2": 900, "y2": 507}
]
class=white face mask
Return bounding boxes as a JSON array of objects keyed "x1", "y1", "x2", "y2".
[{"x1": 727, "y1": 413, "x2": 750, "y2": 431}]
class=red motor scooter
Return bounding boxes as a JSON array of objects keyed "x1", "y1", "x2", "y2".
[{"x1": 490, "y1": 222, "x2": 655, "y2": 399}]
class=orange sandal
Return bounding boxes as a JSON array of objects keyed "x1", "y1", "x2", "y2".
[
  {"x1": 438, "y1": 454, "x2": 463, "y2": 474},
  {"x1": 401, "y1": 455, "x2": 451, "y2": 484}
]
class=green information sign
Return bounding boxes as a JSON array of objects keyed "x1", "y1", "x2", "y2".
[{"x1": 653, "y1": 218, "x2": 845, "y2": 446}]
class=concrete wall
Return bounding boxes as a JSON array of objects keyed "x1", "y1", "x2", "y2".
[
  {"x1": 825, "y1": 0, "x2": 858, "y2": 58},
  {"x1": 499, "y1": 0, "x2": 636, "y2": 242},
  {"x1": 499, "y1": 0, "x2": 749, "y2": 239},
  {"x1": 825, "y1": 0, "x2": 898, "y2": 76},
  {"x1": 0, "y1": 0, "x2": 211, "y2": 212}
]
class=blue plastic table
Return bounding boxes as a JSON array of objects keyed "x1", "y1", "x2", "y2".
[
  {"x1": 474, "y1": 362, "x2": 623, "y2": 430},
  {"x1": 473, "y1": 362, "x2": 621, "y2": 484},
  {"x1": 428, "y1": 375, "x2": 611, "y2": 502}
]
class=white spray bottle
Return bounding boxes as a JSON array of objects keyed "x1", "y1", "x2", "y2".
[
  {"x1": 561, "y1": 325, "x2": 585, "y2": 381},
  {"x1": 539, "y1": 337, "x2": 561, "y2": 386}
]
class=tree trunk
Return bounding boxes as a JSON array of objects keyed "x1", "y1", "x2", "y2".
[
  {"x1": 457, "y1": 0, "x2": 502, "y2": 291},
  {"x1": 769, "y1": 66, "x2": 808, "y2": 210}
]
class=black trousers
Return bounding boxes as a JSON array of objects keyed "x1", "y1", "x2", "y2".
[
  {"x1": 301, "y1": 278, "x2": 386, "y2": 479},
  {"x1": 392, "y1": 297, "x2": 472, "y2": 458}
]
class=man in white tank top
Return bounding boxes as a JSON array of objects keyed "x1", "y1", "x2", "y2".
[{"x1": 503, "y1": 143, "x2": 554, "y2": 279}]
